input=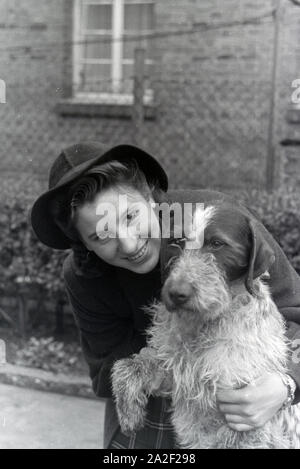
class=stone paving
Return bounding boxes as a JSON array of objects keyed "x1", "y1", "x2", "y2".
[{"x1": 0, "y1": 383, "x2": 105, "y2": 449}]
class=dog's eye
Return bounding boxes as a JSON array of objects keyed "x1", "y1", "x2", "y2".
[{"x1": 208, "y1": 239, "x2": 225, "y2": 250}]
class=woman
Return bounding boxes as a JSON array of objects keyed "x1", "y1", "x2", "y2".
[{"x1": 31, "y1": 141, "x2": 300, "y2": 449}]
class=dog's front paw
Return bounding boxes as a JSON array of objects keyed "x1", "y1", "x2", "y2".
[
  {"x1": 115, "y1": 388, "x2": 148, "y2": 434},
  {"x1": 112, "y1": 357, "x2": 150, "y2": 434}
]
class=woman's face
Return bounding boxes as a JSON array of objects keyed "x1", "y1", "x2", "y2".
[{"x1": 75, "y1": 185, "x2": 161, "y2": 274}]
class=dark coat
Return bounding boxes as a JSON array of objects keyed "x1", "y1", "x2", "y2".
[{"x1": 63, "y1": 189, "x2": 300, "y2": 448}]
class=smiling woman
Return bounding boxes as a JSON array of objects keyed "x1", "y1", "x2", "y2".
[{"x1": 30, "y1": 141, "x2": 178, "y2": 449}]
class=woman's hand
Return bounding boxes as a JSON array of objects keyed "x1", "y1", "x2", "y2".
[{"x1": 216, "y1": 373, "x2": 288, "y2": 431}]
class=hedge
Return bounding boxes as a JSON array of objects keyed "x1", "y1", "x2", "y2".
[
  {"x1": 0, "y1": 174, "x2": 69, "y2": 335},
  {"x1": 239, "y1": 186, "x2": 300, "y2": 275}
]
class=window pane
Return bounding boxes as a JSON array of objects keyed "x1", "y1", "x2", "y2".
[
  {"x1": 85, "y1": 4, "x2": 112, "y2": 30},
  {"x1": 83, "y1": 35, "x2": 112, "y2": 59},
  {"x1": 121, "y1": 63, "x2": 133, "y2": 93},
  {"x1": 124, "y1": 4, "x2": 154, "y2": 31},
  {"x1": 123, "y1": 63, "x2": 134, "y2": 81},
  {"x1": 80, "y1": 63, "x2": 112, "y2": 92},
  {"x1": 123, "y1": 38, "x2": 153, "y2": 60},
  {"x1": 123, "y1": 39, "x2": 135, "y2": 60}
]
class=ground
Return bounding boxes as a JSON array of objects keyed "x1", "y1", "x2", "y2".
[
  {"x1": 0, "y1": 324, "x2": 106, "y2": 448},
  {"x1": 0, "y1": 383, "x2": 105, "y2": 449}
]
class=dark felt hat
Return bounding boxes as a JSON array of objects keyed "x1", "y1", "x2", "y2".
[{"x1": 30, "y1": 141, "x2": 168, "y2": 249}]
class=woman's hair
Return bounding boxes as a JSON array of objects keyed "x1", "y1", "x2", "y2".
[{"x1": 50, "y1": 159, "x2": 165, "y2": 275}]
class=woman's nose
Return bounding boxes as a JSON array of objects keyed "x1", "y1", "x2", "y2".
[{"x1": 117, "y1": 234, "x2": 139, "y2": 256}]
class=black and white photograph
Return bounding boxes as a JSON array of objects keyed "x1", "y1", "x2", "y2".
[{"x1": 0, "y1": 0, "x2": 300, "y2": 452}]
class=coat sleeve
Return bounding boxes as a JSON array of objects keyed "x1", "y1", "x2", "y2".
[
  {"x1": 259, "y1": 222, "x2": 300, "y2": 403},
  {"x1": 63, "y1": 255, "x2": 146, "y2": 399}
]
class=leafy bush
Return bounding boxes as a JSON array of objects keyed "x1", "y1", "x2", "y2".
[
  {"x1": 0, "y1": 178, "x2": 69, "y2": 334},
  {"x1": 15, "y1": 336, "x2": 84, "y2": 374},
  {"x1": 238, "y1": 187, "x2": 300, "y2": 274},
  {"x1": 0, "y1": 198, "x2": 68, "y2": 296}
]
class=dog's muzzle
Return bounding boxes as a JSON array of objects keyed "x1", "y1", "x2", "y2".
[{"x1": 162, "y1": 277, "x2": 193, "y2": 311}]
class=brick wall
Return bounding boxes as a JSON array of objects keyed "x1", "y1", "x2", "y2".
[
  {"x1": 0, "y1": 0, "x2": 299, "y2": 194},
  {"x1": 153, "y1": 0, "x2": 275, "y2": 190},
  {"x1": 278, "y1": 1, "x2": 300, "y2": 189}
]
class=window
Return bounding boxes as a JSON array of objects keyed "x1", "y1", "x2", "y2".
[{"x1": 73, "y1": 0, "x2": 155, "y2": 103}]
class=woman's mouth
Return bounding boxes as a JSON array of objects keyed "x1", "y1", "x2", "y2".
[{"x1": 127, "y1": 240, "x2": 148, "y2": 263}]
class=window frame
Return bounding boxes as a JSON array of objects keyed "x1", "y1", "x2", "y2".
[{"x1": 73, "y1": 0, "x2": 155, "y2": 103}]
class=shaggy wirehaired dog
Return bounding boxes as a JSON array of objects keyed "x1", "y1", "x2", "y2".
[{"x1": 112, "y1": 202, "x2": 300, "y2": 449}]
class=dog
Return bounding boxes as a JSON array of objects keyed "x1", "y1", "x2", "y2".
[{"x1": 112, "y1": 202, "x2": 300, "y2": 449}]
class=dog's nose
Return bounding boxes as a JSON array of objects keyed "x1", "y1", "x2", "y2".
[{"x1": 168, "y1": 284, "x2": 192, "y2": 306}]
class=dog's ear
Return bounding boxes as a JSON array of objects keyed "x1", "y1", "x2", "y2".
[{"x1": 245, "y1": 219, "x2": 275, "y2": 295}]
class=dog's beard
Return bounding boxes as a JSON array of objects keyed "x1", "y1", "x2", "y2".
[{"x1": 162, "y1": 254, "x2": 231, "y2": 324}]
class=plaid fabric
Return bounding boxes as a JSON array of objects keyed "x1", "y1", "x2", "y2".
[{"x1": 108, "y1": 397, "x2": 177, "y2": 449}]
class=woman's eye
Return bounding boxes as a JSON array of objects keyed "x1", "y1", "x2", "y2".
[{"x1": 127, "y1": 210, "x2": 139, "y2": 222}]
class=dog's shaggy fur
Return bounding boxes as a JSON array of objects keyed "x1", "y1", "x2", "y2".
[{"x1": 112, "y1": 203, "x2": 300, "y2": 449}]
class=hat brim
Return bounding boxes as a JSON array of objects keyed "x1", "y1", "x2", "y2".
[{"x1": 30, "y1": 144, "x2": 168, "y2": 249}]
